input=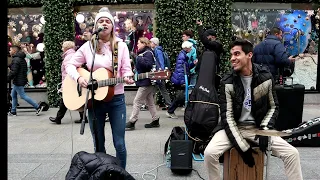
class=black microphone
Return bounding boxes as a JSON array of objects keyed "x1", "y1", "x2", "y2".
[{"x1": 92, "y1": 26, "x2": 106, "y2": 35}]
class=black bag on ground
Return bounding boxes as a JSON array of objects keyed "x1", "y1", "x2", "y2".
[
  {"x1": 274, "y1": 77, "x2": 305, "y2": 131},
  {"x1": 164, "y1": 126, "x2": 185, "y2": 155},
  {"x1": 184, "y1": 51, "x2": 220, "y2": 154},
  {"x1": 66, "y1": 151, "x2": 135, "y2": 180}
]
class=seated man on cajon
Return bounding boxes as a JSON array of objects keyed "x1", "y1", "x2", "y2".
[{"x1": 204, "y1": 39, "x2": 303, "y2": 180}]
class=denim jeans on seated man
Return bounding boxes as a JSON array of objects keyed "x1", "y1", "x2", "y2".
[
  {"x1": 87, "y1": 94, "x2": 127, "y2": 169},
  {"x1": 10, "y1": 85, "x2": 41, "y2": 114}
]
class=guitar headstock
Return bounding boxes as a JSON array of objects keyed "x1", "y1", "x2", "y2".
[{"x1": 148, "y1": 69, "x2": 171, "y2": 80}]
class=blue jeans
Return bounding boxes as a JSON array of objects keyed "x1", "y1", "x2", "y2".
[
  {"x1": 11, "y1": 85, "x2": 39, "y2": 113},
  {"x1": 88, "y1": 94, "x2": 127, "y2": 169}
]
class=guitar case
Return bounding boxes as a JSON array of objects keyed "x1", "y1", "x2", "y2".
[
  {"x1": 184, "y1": 51, "x2": 220, "y2": 154},
  {"x1": 282, "y1": 117, "x2": 320, "y2": 147}
]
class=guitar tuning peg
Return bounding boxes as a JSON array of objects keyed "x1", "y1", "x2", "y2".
[{"x1": 164, "y1": 67, "x2": 168, "y2": 70}]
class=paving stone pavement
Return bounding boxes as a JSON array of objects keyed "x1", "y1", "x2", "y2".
[{"x1": 8, "y1": 104, "x2": 320, "y2": 180}]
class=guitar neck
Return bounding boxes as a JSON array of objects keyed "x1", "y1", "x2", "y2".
[{"x1": 97, "y1": 72, "x2": 149, "y2": 87}]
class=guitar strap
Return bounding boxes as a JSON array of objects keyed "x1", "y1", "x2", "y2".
[{"x1": 112, "y1": 42, "x2": 119, "y2": 77}]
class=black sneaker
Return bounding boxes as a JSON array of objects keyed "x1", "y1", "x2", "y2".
[
  {"x1": 36, "y1": 105, "x2": 44, "y2": 116},
  {"x1": 74, "y1": 118, "x2": 88, "y2": 123},
  {"x1": 144, "y1": 119, "x2": 160, "y2": 128},
  {"x1": 140, "y1": 104, "x2": 148, "y2": 111},
  {"x1": 8, "y1": 112, "x2": 17, "y2": 116},
  {"x1": 125, "y1": 121, "x2": 135, "y2": 131},
  {"x1": 49, "y1": 117, "x2": 61, "y2": 124}
]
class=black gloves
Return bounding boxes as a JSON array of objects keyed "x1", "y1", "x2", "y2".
[
  {"x1": 239, "y1": 148, "x2": 257, "y2": 167},
  {"x1": 258, "y1": 136, "x2": 269, "y2": 152}
]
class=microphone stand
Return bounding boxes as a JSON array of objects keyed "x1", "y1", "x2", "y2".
[{"x1": 80, "y1": 34, "x2": 100, "y2": 152}]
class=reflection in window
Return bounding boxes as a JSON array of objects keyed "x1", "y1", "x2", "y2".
[
  {"x1": 75, "y1": 10, "x2": 154, "y2": 52},
  {"x1": 8, "y1": 14, "x2": 46, "y2": 88},
  {"x1": 231, "y1": 9, "x2": 319, "y2": 90},
  {"x1": 75, "y1": 9, "x2": 154, "y2": 86}
]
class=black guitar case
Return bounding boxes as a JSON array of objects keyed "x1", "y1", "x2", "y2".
[
  {"x1": 184, "y1": 51, "x2": 220, "y2": 154},
  {"x1": 282, "y1": 117, "x2": 320, "y2": 147}
]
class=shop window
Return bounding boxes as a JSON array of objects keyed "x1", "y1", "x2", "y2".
[
  {"x1": 231, "y1": 3, "x2": 319, "y2": 90},
  {"x1": 75, "y1": 5, "x2": 155, "y2": 86},
  {"x1": 8, "y1": 8, "x2": 46, "y2": 88}
]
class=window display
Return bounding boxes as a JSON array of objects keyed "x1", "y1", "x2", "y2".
[
  {"x1": 7, "y1": 12, "x2": 46, "y2": 88},
  {"x1": 231, "y1": 8, "x2": 319, "y2": 90},
  {"x1": 75, "y1": 9, "x2": 154, "y2": 86}
]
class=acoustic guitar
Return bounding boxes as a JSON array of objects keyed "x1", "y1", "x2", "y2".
[{"x1": 63, "y1": 67, "x2": 171, "y2": 111}]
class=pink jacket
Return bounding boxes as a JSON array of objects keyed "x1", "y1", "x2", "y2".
[
  {"x1": 66, "y1": 38, "x2": 134, "y2": 95},
  {"x1": 62, "y1": 48, "x2": 76, "y2": 85}
]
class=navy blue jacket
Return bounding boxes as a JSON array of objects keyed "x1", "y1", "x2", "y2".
[
  {"x1": 135, "y1": 47, "x2": 154, "y2": 87},
  {"x1": 252, "y1": 35, "x2": 291, "y2": 78},
  {"x1": 171, "y1": 50, "x2": 195, "y2": 85}
]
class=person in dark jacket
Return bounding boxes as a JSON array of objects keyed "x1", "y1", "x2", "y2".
[
  {"x1": 150, "y1": 37, "x2": 172, "y2": 110},
  {"x1": 8, "y1": 45, "x2": 44, "y2": 116},
  {"x1": 252, "y1": 27, "x2": 296, "y2": 79},
  {"x1": 66, "y1": 151, "x2": 135, "y2": 180},
  {"x1": 166, "y1": 41, "x2": 196, "y2": 119},
  {"x1": 203, "y1": 39, "x2": 303, "y2": 180},
  {"x1": 126, "y1": 37, "x2": 160, "y2": 130},
  {"x1": 195, "y1": 20, "x2": 224, "y2": 74}
]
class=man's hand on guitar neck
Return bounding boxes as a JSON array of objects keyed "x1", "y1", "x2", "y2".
[
  {"x1": 124, "y1": 77, "x2": 135, "y2": 85},
  {"x1": 77, "y1": 76, "x2": 88, "y2": 88}
]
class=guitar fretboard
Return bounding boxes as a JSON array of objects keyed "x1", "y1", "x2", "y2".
[{"x1": 97, "y1": 73, "x2": 150, "y2": 87}]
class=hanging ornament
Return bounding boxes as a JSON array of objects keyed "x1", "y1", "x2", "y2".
[
  {"x1": 316, "y1": 15, "x2": 319, "y2": 20},
  {"x1": 12, "y1": 28, "x2": 16, "y2": 32},
  {"x1": 36, "y1": 43, "x2": 45, "y2": 52},
  {"x1": 21, "y1": 16, "x2": 25, "y2": 20},
  {"x1": 19, "y1": 21, "x2": 23, "y2": 25},
  {"x1": 40, "y1": 16, "x2": 46, "y2": 25},
  {"x1": 244, "y1": 32, "x2": 249, "y2": 37},
  {"x1": 305, "y1": 17, "x2": 309, "y2": 21},
  {"x1": 298, "y1": 14, "x2": 301, "y2": 18},
  {"x1": 21, "y1": 27, "x2": 26, "y2": 32},
  {"x1": 76, "y1": 14, "x2": 85, "y2": 23}
]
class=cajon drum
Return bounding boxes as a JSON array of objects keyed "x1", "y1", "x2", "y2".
[{"x1": 223, "y1": 147, "x2": 264, "y2": 180}]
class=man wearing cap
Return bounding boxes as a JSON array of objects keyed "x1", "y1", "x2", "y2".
[{"x1": 196, "y1": 20, "x2": 224, "y2": 73}]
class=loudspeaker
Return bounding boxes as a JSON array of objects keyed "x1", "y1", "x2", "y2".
[
  {"x1": 274, "y1": 84, "x2": 305, "y2": 131},
  {"x1": 170, "y1": 140, "x2": 193, "y2": 175}
]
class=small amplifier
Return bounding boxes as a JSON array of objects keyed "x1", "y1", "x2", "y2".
[{"x1": 170, "y1": 140, "x2": 193, "y2": 175}]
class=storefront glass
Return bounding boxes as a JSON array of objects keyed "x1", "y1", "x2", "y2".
[
  {"x1": 8, "y1": 8, "x2": 46, "y2": 88},
  {"x1": 75, "y1": 5, "x2": 155, "y2": 86},
  {"x1": 231, "y1": 3, "x2": 319, "y2": 90}
]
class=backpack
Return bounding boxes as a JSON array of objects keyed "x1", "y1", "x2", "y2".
[
  {"x1": 162, "y1": 51, "x2": 171, "y2": 69},
  {"x1": 163, "y1": 126, "x2": 186, "y2": 169},
  {"x1": 154, "y1": 47, "x2": 171, "y2": 70}
]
